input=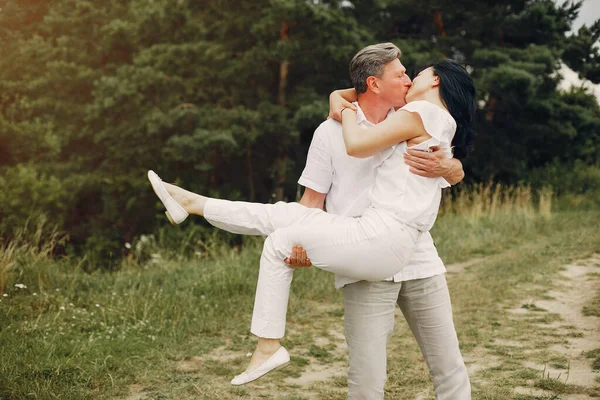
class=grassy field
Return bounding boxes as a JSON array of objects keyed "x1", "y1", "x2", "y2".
[{"x1": 1, "y1": 189, "x2": 599, "y2": 399}]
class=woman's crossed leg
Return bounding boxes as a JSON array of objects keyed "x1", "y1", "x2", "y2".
[{"x1": 158, "y1": 180, "x2": 420, "y2": 382}]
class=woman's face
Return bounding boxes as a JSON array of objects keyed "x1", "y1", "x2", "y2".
[{"x1": 406, "y1": 67, "x2": 438, "y2": 102}]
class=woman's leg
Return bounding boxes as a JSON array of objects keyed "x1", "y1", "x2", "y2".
[
  {"x1": 162, "y1": 183, "x2": 421, "y2": 378},
  {"x1": 252, "y1": 219, "x2": 419, "y2": 338},
  {"x1": 202, "y1": 198, "x2": 341, "y2": 236},
  {"x1": 241, "y1": 218, "x2": 419, "y2": 376},
  {"x1": 162, "y1": 182, "x2": 342, "y2": 236}
]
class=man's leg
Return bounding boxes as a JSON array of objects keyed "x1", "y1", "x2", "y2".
[
  {"x1": 397, "y1": 274, "x2": 471, "y2": 400},
  {"x1": 343, "y1": 280, "x2": 402, "y2": 400}
]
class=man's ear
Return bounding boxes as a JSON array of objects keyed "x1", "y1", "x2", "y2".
[{"x1": 366, "y1": 76, "x2": 380, "y2": 94}]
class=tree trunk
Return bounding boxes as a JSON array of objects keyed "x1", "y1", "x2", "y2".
[
  {"x1": 274, "y1": 20, "x2": 289, "y2": 202},
  {"x1": 433, "y1": 10, "x2": 446, "y2": 37},
  {"x1": 246, "y1": 143, "x2": 255, "y2": 202}
]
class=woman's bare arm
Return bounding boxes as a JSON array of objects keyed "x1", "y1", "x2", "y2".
[
  {"x1": 335, "y1": 88, "x2": 358, "y2": 102},
  {"x1": 341, "y1": 109, "x2": 429, "y2": 158},
  {"x1": 329, "y1": 89, "x2": 357, "y2": 120}
]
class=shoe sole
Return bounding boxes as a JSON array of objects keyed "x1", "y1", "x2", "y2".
[
  {"x1": 147, "y1": 171, "x2": 187, "y2": 225},
  {"x1": 230, "y1": 360, "x2": 291, "y2": 386}
]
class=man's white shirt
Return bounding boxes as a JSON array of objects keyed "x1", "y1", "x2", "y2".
[{"x1": 298, "y1": 103, "x2": 447, "y2": 289}]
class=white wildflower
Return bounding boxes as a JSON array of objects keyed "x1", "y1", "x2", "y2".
[
  {"x1": 69, "y1": 303, "x2": 74, "y2": 307},
  {"x1": 2, "y1": 293, "x2": 7, "y2": 297},
  {"x1": 14, "y1": 283, "x2": 27, "y2": 289},
  {"x1": 246, "y1": 352, "x2": 252, "y2": 357},
  {"x1": 33, "y1": 293, "x2": 37, "y2": 296},
  {"x1": 95, "y1": 304, "x2": 100, "y2": 308},
  {"x1": 55, "y1": 288, "x2": 60, "y2": 292},
  {"x1": 124, "y1": 242, "x2": 132, "y2": 249},
  {"x1": 59, "y1": 306, "x2": 65, "y2": 311}
]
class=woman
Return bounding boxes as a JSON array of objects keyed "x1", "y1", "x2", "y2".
[{"x1": 148, "y1": 60, "x2": 476, "y2": 385}]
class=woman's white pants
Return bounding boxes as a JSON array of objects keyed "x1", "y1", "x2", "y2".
[{"x1": 203, "y1": 199, "x2": 421, "y2": 339}]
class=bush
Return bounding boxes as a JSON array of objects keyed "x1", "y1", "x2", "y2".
[
  {"x1": 527, "y1": 161, "x2": 600, "y2": 209},
  {"x1": 0, "y1": 165, "x2": 70, "y2": 238}
]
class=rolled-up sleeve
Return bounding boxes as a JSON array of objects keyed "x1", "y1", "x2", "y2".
[{"x1": 298, "y1": 123, "x2": 333, "y2": 194}]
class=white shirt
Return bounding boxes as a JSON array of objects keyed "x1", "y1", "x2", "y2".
[
  {"x1": 299, "y1": 102, "x2": 448, "y2": 289},
  {"x1": 369, "y1": 101, "x2": 456, "y2": 231}
]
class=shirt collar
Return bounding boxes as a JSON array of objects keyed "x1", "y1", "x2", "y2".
[{"x1": 353, "y1": 102, "x2": 396, "y2": 126}]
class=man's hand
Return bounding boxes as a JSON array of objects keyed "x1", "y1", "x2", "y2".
[
  {"x1": 403, "y1": 146, "x2": 464, "y2": 184},
  {"x1": 403, "y1": 146, "x2": 450, "y2": 177},
  {"x1": 284, "y1": 245, "x2": 312, "y2": 268}
]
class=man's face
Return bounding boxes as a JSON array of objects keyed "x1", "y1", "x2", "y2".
[{"x1": 374, "y1": 59, "x2": 412, "y2": 108}]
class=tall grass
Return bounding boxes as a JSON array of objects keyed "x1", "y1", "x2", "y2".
[
  {"x1": 1, "y1": 183, "x2": 598, "y2": 399},
  {"x1": 0, "y1": 183, "x2": 555, "y2": 294},
  {"x1": 0, "y1": 216, "x2": 67, "y2": 294},
  {"x1": 440, "y1": 182, "x2": 553, "y2": 219}
]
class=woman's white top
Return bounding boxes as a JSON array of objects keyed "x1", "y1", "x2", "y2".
[{"x1": 368, "y1": 100, "x2": 457, "y2": 231}]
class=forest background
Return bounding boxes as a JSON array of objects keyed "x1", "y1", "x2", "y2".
[{"x1": 0, "y1": 0, "x2": 599, "y2": 268}]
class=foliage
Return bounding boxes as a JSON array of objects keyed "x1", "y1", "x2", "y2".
[{"x1": 0, "y1": 0, "x2": 598, "y2": 260}]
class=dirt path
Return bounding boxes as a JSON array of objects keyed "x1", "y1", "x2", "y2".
[
  {"x1": 512, "y1": 256, "x2": 600, "y2": 398},
  {"x1": 125, "y1": 255, "x2": 600, "y2": 399},
  {"x1": 462, "y1": 255, "x2": 600, "y2": 399}
]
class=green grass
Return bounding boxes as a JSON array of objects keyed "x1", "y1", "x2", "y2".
[
  {"x1": 1, "y1": 209, "x2": 599, "y2": 399},
  {"x1": 586, "y1": 349, "x2": 600, "y2": 371}
]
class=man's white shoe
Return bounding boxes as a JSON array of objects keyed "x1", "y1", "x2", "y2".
[
  {"x1": 230, "y1": 346, "x2": 290, "y2": 386},
  {"x1": 147, "y1": 170, "x2": 189, "y2": 225}
]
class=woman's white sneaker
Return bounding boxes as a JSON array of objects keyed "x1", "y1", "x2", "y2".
[
  {"x1": 230, "y1": 346, "x2": 290, "y2": 386},
  {"x1": 147, "y1": 170, "x2": 189, "y2": 225}
]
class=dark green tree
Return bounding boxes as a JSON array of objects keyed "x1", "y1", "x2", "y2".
[{"x1": 0, "y1": 0, "x2": 598, "y2": 265}]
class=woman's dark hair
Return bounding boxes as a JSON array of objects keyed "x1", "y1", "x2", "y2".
[{"x1": 418, "y1": 60, "x2": 477, "y2": 160}]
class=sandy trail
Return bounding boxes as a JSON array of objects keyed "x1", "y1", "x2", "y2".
[{"x1": 126, "y1": 255, "x2": 600, "y2": 399}]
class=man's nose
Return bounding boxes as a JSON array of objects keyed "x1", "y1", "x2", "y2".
[{"x1": 403, "y1": 76, "x2": 413, "y2": 86}]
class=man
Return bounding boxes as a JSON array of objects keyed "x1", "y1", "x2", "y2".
[{"x1": 286, "y1": 43, "x2": 471, "y2": 399}]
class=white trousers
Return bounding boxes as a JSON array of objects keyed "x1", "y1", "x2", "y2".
[
  {"x1": 344, "y1": 276, "x2": 471, "y2": 400},
  {"x1": 203, "y1": 199, "x2": 421, "y2": 338}
]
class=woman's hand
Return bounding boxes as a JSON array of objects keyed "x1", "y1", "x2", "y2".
[{"x1": 329, "y1": 90, "x2": 357, "y2": 122}]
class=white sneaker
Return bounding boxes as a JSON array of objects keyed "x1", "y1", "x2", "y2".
[
  {"x1": 230, "y1": 346, "x2": 290, "y2": 386},
  {"x1": 147, "y1": 170, "x2": 189, "y2": 225}
]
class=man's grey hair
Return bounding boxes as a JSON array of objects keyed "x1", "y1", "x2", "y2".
[{"x1": 349, "y1": 43, "x2": 402, "y2": 94}]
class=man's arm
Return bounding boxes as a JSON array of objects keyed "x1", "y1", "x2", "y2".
[
  {"x1": 403, "y1": 147, "x2": 465, "y2": 185},
  {"x1": 287, "y1": 122, "x2": 333, "y2": 268},
  {"x1": 299, "y1": 187, "x2": 326, "y2": 209}
]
